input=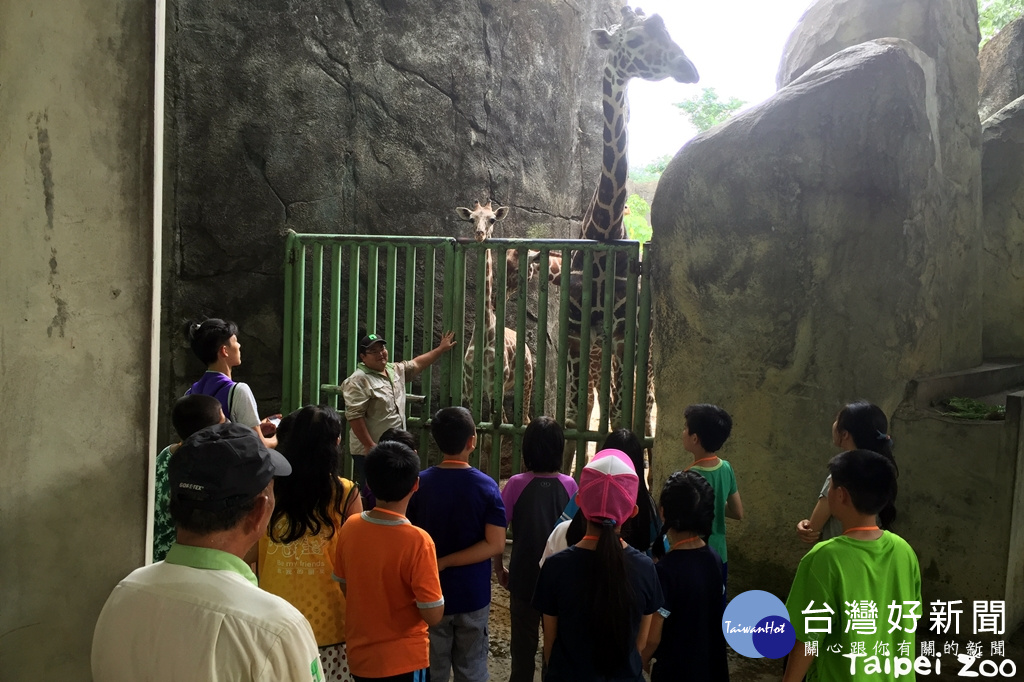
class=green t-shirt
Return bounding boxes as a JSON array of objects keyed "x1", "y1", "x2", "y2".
[
  {"x1": 690, "y1": 459, "x2": 738, "y2": 562},
  {"x1": 785, "y1": 532, "x2": 922, "y2": 681}
]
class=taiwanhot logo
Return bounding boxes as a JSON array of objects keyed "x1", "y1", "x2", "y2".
[{"x1": 722, "y1": 590, "x2": 796, "y2": 659}]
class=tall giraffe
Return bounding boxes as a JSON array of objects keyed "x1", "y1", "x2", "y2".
[
  {"x1": 565, "y1": 7, "x2": 699, "y2": 449},
  {"x1": 456, "y1": 201, "x2": 534, "y2": 430}
]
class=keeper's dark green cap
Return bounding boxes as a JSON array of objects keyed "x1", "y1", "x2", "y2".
[{"x1": 358, "y1": 333, "x2": 387, "y2": 354}]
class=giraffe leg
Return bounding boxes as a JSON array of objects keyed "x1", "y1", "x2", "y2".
[{"x1": 563, "y1": 339, "x2": 583, "y2": 473}]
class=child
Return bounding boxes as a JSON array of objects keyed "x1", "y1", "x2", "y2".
[
  {"x1": 333, "y1": 441, "x2": 445, "y2": 681},
  {"x1": 258, "y1": 405, "x2": 363, "y2": 681},
  {"x1": 363, "y1": 428, "x2": 420, "y2": 510},
  {"x1": 493, "y1": 417, "x2": 578, "y2": 682},
  {"x1": 532, "y1": 449, "x2": 663, "y2": 681},
  {"x1": 642, "y1": 471, "x2": 729, "y2": 681},
  {"x1": 784, "y1": 449, "x2": 920, "y2": 682},
  {"x1": 540, "y1": 429, "x2": 658, "y2": 563},
  {"x1": 152, "y1": 394, "x2": 225, "y2": 561},
  {"x1": 183, "y1": 317, "x2": 277, "y2": 446},
  {"x1": 406, "y1": 406, "x2": 507, "y2": 682},
  {"x1": 796, "y1": 401, "x2": 898, "y2": 543},
  {"x1": 683, "y1": 404, "x2": 742, "y2": 593}
]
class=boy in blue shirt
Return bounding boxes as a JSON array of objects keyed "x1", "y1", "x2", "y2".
[{"x1": 407, "y1": 406, "x2": 507, "y2": 682}]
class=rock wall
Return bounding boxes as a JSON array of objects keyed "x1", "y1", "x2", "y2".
[
  {"x1": 982, "y1": 96, "x2": 1024, "y2": 357},
  {"x1": 164, "y1": 0, "x2": 617, "y2": 432},
  {"x1": 980, "y1": 19, "x2": 1024, "y2": 358},
  {"x1": 651, "y1": 1, "x2": 983, "y2": 589},
  {"x1": 979, "y1": 16, "x2": 1024, "y2": 122}
]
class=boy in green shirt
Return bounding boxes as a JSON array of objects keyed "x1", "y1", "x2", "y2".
[{"x1": 784, "y1": 449, "x2": 921, "y2": 682}]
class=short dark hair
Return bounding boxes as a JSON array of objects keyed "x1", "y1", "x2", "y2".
[
  {"x1": 660, "y1": 470, "x2": 716, "y2": 537},
  {"x1": 522, "y1": 417, "x2": 564, "y2": 473},
  {"x1": 829, "y1": 449, "x2": 898, "y2": 517},
  {"x1": 171, "y1": 394, "x2": 223, "y2": 441},
  {"x1": 365, "y1": 441, "x2": 420, "y2": 502},
  {"x1": 431, "y1": 406, "x2": 476, "y2": 456},
  {"x1": 169, "y1": 493, "x2": 258, "y2": 534},
  {"x1": 379, "y1": 427, "x2": 418, "y2": 451},
  {"x1": 184, "y1": 318, "x2": 238, "y2": 365},
  {"x1": 684, "y1": 404, "x2": 733, "y2": 453}
]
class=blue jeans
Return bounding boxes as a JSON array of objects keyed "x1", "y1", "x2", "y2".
[{"x1": 428, "y1": 604, "x2": 490, "y2": 682}]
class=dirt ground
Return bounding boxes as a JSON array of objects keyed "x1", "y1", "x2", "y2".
[{"x1": 484, "y1": 544, "x2": 781, "y2": 682}]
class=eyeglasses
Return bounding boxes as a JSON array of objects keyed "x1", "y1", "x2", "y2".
[{"x1": 362, "y1": 346, "x2": 387, "y2": 356}]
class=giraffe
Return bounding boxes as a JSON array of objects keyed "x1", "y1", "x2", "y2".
[
  {"x1": 564, "y1": 7, "x2": 699, "y2": 462},
  {"x1": 456, "y1": 201, "x2": 534, "y2": 434}
]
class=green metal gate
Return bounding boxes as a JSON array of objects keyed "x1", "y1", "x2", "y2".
[{"x1": 282, "y1": 231, "x2": 653, "y2": 479}]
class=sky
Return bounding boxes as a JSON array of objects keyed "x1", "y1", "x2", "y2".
[{"x1": 624, "y1": 0, "x2": 814, "y2": 165}]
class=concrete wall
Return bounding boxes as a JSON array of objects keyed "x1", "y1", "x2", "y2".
[
  {"x1": 0, "y1": 1, "x2": 156, "y2": 679},
  {"x1": 892, "y1": 375, "x2": 1024, "y2": 633}
]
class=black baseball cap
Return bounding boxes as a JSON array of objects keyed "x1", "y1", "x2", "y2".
[
  {"x1": 358, "y1": 333, "x2": 387, "y2": 354},
  {"x1": 170, "y1": 422, "x2": 292, "y2": 509}
]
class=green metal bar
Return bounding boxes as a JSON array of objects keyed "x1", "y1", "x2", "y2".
[
  {"x1": 447, "y1": 244, "x2": 465, "y2": 407},
  {"x1": 346, "y1": 246, "x2": 361, "y2": 376},
  {"x1": 491, "y1": 244, "x2": 509, "y2": 475},
  {"x1": 328, "y1": 244, "x2": 343, "y2": 410},
  {"x1": 309, "y1": 243, "x2": 324, "y2": 406},
  {"x1": 471, "y1": 248, "x2": 487, "y2": 426},
  {"x1": 635, "y1": 242, "x2": 653, "y2": 437},
  {"x1": 576, "y1": 250, "x2": 595, "y2": 475},
  {"x1": 403, "y1": 246, "x2": 417, "y2": 390},
  {"x1": 598, "y1": 249, "x2": 615, "y2": 434},
  {"x1": 511, "y1": 245, "x2": 529, "y2": 475},
  {"x1": 290, "y1": 243, "x2": 307, "y2": 414},
  {"x1": 533, "y1": 249, "x2": 551, "y2": 418},
  {"x1": 385, "y1": 244, "x2": 398, "y2": 352},
  {"x1": 620, "y1": 242, "x2": 640, "y2": 431},
  {"x1": 555, "y1": 247, "x2": 571, "y2": 425},
  {"x1": 421, "y1": 246, "x2": 435, "y2": 417},
  {"x1": 282, "y1": 232, "x2": 298, "y2": 412},
  {"x1": 365, "y1": 245, "x2": 379, "y2": 335}
]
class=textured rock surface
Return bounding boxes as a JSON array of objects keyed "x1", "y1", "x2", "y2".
[
  {"x1": 163, "y1": 0, "x2": 618, "y2": 429},
  {"x1": 650, "y1": 39, "x2": 981, "y2": 583},
  {"x1": 982, "y1": 95, "x2": 1024, "y2": 357},
  {"x1": 980, "y1": 17, "x2": 1024, "y2": 122}
]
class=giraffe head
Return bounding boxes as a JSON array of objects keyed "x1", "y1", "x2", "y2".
[
  {"x1": 593, "y1": 7, "x2": 698, "y2": 84},
  {"x1": 455, "y1": 200, "x2": 509, "y2": 243}
]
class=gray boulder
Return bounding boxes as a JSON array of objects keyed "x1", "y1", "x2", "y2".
[
  {"x1": 980, "y1": 17, "x2": 1024, "y2": 122},
  {"x1": 650, "y1": 40, "x2": 980, "y2": 586},
  {"x1": 982, "y1": 95, "x2": 1024, "y2": 357},
  {"x1": 164, "y1": 0, "x2": 618, "y2": 425}
]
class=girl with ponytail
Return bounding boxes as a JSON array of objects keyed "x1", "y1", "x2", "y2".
[
  {"x1": 532, "y1": 449, "x2": 663, "y2": 681},
  {"x1": 796, "y1": 401, "x2": 899, "y2": 543}
]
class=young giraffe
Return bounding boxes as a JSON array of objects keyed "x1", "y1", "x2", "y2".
[
  {"x1": 565, "y1": 8, "x2": 698, "y2": 450},
  {"x1": 456, "y1": 201, "x2": 534, "y2": 428}
]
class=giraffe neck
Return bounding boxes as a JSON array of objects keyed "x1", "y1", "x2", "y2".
[
  {"x1": 582, "y1": 65, "x2": 629, "y2": 242},
  {"x1": 484, "y1": 247, "x2": 497, "y2": 335}
]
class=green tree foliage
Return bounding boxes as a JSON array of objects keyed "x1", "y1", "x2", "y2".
[
  {"x1": 628, "y1": 155, "x2": 673, "y2": 184},
  {"x1": 674, "y1": 87, "x2": 746, "y2": 133},
  {"x1": 980, "y1": 0, "x2": 1024, "y2": 44},
  {"x1": 624, "y1": 194, "x2": 652, "y2": 243}
]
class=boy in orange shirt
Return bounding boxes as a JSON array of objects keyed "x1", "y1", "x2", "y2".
[{"x1": 333, "y1": 441, "x2": 445, "y2": 681}]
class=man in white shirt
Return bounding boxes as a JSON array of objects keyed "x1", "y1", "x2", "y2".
[{"x1": 92, "y1": 422, "x2": 323, "y2": 682}]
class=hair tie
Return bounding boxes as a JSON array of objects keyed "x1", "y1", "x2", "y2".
[
  {"x1": 601, "y1": 518, "x2": 616, "y2": 527},
  {"x1": 876, "y1": 430, "x2": 891, "y2": 442}
]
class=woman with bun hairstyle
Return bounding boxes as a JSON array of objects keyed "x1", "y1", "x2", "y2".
[
  {"x1": 183, "y1": 317, "x2": 277, "y2": 445},
  {"x1": 795, "y1": 401, "x2": 898, "y2": 543},
  {"x1": 532, "y1": 449, "x2": 663, "y2": 681}
]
